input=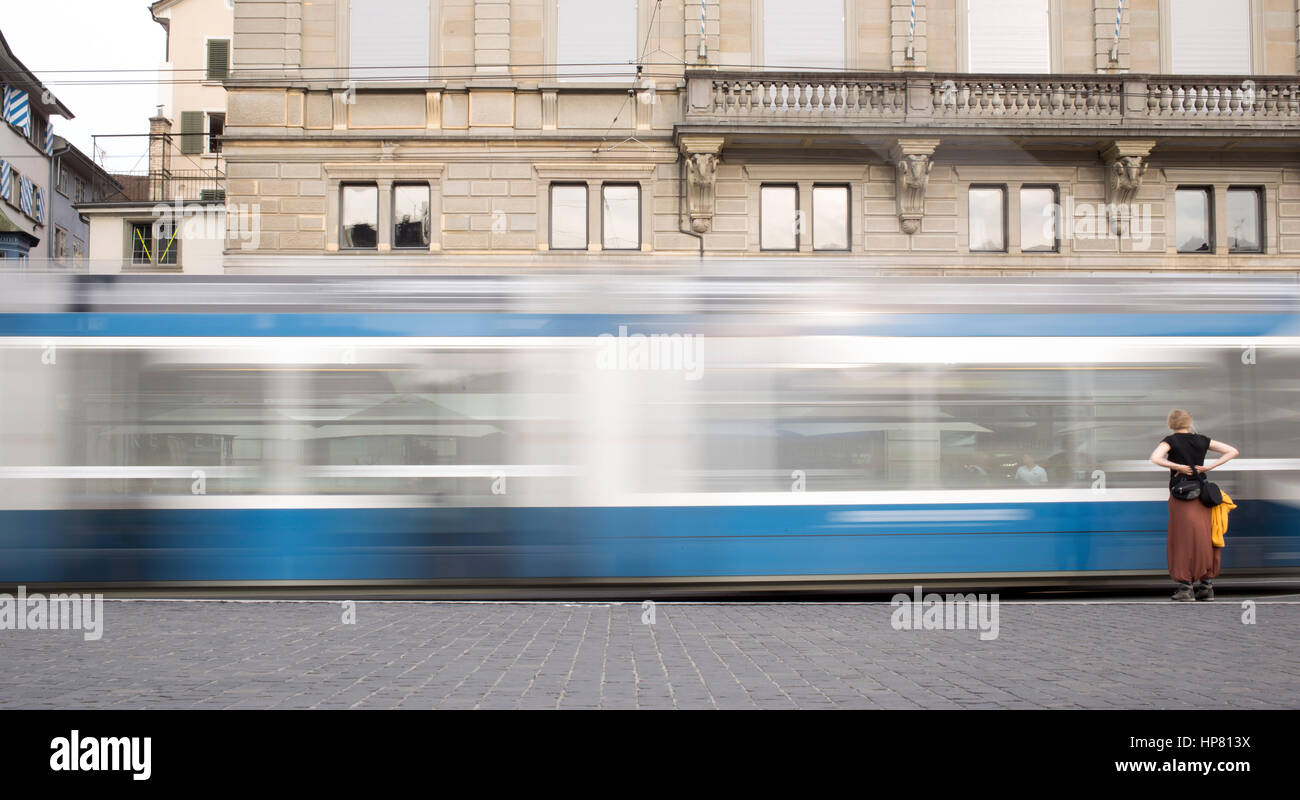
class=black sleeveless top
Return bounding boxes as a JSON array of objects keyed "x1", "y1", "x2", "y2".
[{"x1": 1162, "y1": 433, "x2": 1211, "y2": 489}]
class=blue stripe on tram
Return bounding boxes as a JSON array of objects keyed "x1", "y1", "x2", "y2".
[
  {"x1": 1, "y1": 501, "x2": 1296, "y2": 583},
  {"x1": 0, "y1": 312, "x2": 1297, "y2": 338}
]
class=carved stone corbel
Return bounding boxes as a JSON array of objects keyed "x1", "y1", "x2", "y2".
[
  {"x1": 1102, "y1": 139, "x2": 1156, "y2": 236},
  {"x1": 890, "y1": 138, "x2": 940, "y2": 235},
  {"x1": 679, "y1": 135, "x2": 724, "y2": 234}
]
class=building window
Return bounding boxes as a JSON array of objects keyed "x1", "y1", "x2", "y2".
[
  {"x1": 760, "y1": 185, "x2": 799, "y2": 251},
  {"x1": 601, "y1": 184, "x2": 640, "y2": 250},
  {"x1": 557, "y1": 0, "x2": 637, "y2": 81},
  {"x1": 811, "y1": 185, "x2": 850, "y2": 251},
  {"x1": 393, "y1": 184, "x2": 431, "y2": 249},
  {"x1": 1170, "y1": 0, "x2": 1250, "y2": 74},
  {"x1": 350, "y1": 0, "x2": 429, "y2": 80},
  {"x1": 1175, "y1": 188, "x2": 1213, "y2": 253},
  {"x1": 53, "y1": 226, "x2": 68, "y2": 262},
  {"x1": 764, "y1": 0, "x2": 845, "y2": 70},
  {"x1": 208, "y1": 113, "x2": 225, "y2": 154},
  {"x1": 1227, "y1": 187, "x2": 1262, "y2": 253},
  {"x1": 968, "y1": 186, "x2": 1007, "y2": 252},
  {"x1": 72, "y1": 237, "x2": 85, "y2": 265},
  {"x1": 56, "y1": 167, "x2": 69, "y2": 197},
  {"x1": 129, "y1": 221, "x2": 179, "y2": 267},
  {"x1": 1020, "y1": 186, "x2": 1059, "y2": 252},
  {"x1": 549, "y1": 184, "x2": 588, "y2": 250},
  {"x1": 967, "y1": 0, "x2": 1050, "y2": 73},
  {"x1": 341, "y1": 184, "x2": 379, "y2": 249},
  {"x1": 206, "y1": 38, "x2": 231, "y2": 82}
]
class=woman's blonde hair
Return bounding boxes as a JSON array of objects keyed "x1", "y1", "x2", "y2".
[{"x1": 1167, "y1": 409, "x2": 1194, "y2": 431}]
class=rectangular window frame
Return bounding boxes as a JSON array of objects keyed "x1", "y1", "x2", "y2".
[
  {"x1": 1226, "y1": 186, "x2": 1263, "y2": 254},
  {"x1": 600, "y1": 183, "x2": 641, "y2": 251},
  {"x1": 965, "y1": 0, "x2": 1053, "y2": 74},
  {"x1": 761, "y1": 0, "x2": 849, "y2": 71},
  {"x1": 1167, "y1": 0, "x2": 1253, "y2": 75},
  {"x1": 53, "y1": 226, "x2": 69, "y2": 261},
  {"x1": 1019, "y1": 184, "x2": 1060, "y2": 254},
  {"x1": 555, "y1": 0, "x2": 640, "y2": 82},
  {"x1": 207, "y1": 112, "x2": 226, "y2": 154},
  {"x1": 811, "y1": 184, "x2": 851, "y2": 252},
  {"x1": 128, "y1": 220, "x2": 180, "y2": 268},
  {"x1": 340, "y1": 183, "x2": 380, "y2": 251},
  {"x1": 760, "y1": 184, "x2": 801, "y2": 252},
  {"x1": 548, "y1": 183, "x2": 589, "y2": 251},
  {"x1": 968, "y1": 184, "x2": 1008, "y2": 253},
  {"x1": 392, "y1": 182, "x2": 432, "y2": 250},
  {"x1": 1175, "y1": 186, "x2": 1215, "y2": 254}
]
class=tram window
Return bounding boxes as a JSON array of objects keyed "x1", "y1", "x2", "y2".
[
  {"x1": 393, "y1": 184, "x2": 431, "y2": 249},
  {"x1": 1227, "y1": 187, "x2": 1262, "y2": 253},
  {"x1": 601, "y1": 184, "x2": 640, "y2": 250},
  {"x1": 812, "y1": 185, "x2": 850, "y2": 251},
  {"x1": 550, "y1": 184, "x2": 588, "y2": 250},
  {"x1": 1176, "y1": 187, "x2": 1213, "y2": 253},
  {"x1": 1020, "y1": 186, "x2": 1059, "y2": 252},
  {"x1": 341, "y1": 184, "x2": 379, "y2": 249},
  {"x1": 760, "y1": 185, "x2": 799, "y2": 251},
  {"x1": 968, "y1": 186, "x2": 1006, "y2": 252}
]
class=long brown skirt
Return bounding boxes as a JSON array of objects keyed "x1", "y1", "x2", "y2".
[{"x1": 1167, "y1": 496, "x2": 1221, "y2": 583}]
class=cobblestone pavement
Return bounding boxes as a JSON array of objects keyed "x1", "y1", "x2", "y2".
[{"x1": 1, "y1": 599, "x2": 1297, "y2": 709}]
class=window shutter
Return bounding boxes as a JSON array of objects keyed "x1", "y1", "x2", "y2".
[
  {"x1": 180, "y1": 112, "x2": 204, "y2": 155},
  {"x1": 1170, "y1": 0, "x2": 1250, "y2": 74},
  {"x1": 967, "y1": 0, "x2": 1051, "y2": 73},
  {"x1": 763, "y1": 0, "x2": 846, "y2": 70},
  {"x1": 206, "y1": 39, "x2": 230, "y2": 81}
]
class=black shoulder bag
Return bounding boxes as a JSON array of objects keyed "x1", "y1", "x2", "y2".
[
  {"x1": 1198, "y1": 467, "x2": 1224, "y2": 508},
  {"x1": 1170, "y1": 467, "x2": 1202, "y2": 501},
  {"x1": 1171, "y1": 465, "x2": 1223, "y2": 507}
]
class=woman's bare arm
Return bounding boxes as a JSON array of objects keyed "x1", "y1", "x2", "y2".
[
  {"x1": 1200, "y1": 440, "x2": 1240, "y2": 473},
  {"x1": 1149, "y1": 441, "x2": 1194, "y2": 475}
]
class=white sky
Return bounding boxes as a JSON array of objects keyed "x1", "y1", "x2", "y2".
[{"x1": 2, "y1": 0, "x2": 166, "y2": 173}]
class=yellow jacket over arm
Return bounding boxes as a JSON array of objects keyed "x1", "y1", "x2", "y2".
[{"x1": 1211, "y1": 491, "x2": 1236, "y2": 548}]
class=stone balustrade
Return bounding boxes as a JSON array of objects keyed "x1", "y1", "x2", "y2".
[{"x1": 685, "y1": 71, "x2": 1300, "y2": 132}]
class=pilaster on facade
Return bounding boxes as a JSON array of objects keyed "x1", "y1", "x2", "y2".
[
  {"x1": 892, "y1": 0, "x2": 926, "y2": 71},
  {"x1": 231, "y1": 0, "x2": 302, "y2": 81},
  {"x1": 473, "y1": 1, "x2": 511, "y2": 78},
  {"x1": 1094, "y1": 0, "x2": 1129, "y2": 73},
  {"x1": 679, "y1": 135, "x2": 725, "y2": 235},
  {"x1": 891, "y1": 138, "x2": 940, "y2": 236},
  {"x1": 684, "y1": 0, "x2": 720, "y2": 66}
]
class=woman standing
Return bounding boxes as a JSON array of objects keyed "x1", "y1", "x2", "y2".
[{"x1": 1148, "y1": 410, "x2": 1240, "y2": 601}]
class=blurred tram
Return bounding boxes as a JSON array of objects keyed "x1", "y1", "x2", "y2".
[{"x1": 1, "y1": 272, "x2": 1298, "y2": 592}]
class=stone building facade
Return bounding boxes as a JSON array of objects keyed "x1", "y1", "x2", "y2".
[{"x1": 218, "y1": 0, "x2": 1300, "y2": 274}]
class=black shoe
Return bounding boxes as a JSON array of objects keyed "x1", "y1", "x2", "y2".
[
  {"x1": 1194, "y1": 583, "x2": 1214, "y2": 602},
  {"x1": 1172, "y1": 584, "x2": 1195, "y2": 601}
]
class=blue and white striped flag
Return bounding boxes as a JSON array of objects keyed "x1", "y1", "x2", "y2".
[
  {"x1": 43, "y1": 123, "x2": 53, "y2": 156},
  {"x1": 33, "y1": 185, "x2": 44, "y2": 224},
  {"x1": 19, "y1": 174, "x2": 34, "y2": 217},
  {"x1": 0, "y1": 160, "x2": 10, "y2": 201},
  {"x1": 3, "y1": 85, "x2": 32, "y2": 137}
]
